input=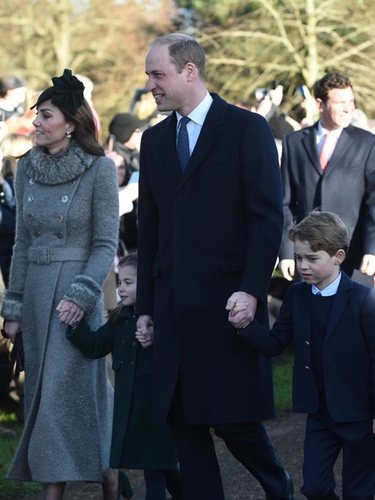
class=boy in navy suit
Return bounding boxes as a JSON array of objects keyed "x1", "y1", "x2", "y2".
[{"x1": 240, "y1": 211, "x2": 375, "y2": 499}]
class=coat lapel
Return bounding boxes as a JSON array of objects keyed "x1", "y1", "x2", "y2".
[
  {"x1": 157, "y1": 112, "x2": 182, "y2": 184},
  {"x1": 325, "y1": 272, "x2": 353, "y2": 339},
  {"x1": 324, "y1": 126, "x2": 354, "y2": 175},
  {"x1": 179, "y1": 94, "x2": 227, "y2": 188}
]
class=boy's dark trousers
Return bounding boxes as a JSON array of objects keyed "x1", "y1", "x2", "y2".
[{"x1": 301, "y1": 413, "x2": 375, "y2": 500}]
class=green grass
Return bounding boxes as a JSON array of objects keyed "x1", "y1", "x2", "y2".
[
  {"x1": 272, "y1": 346, "x2": 294, "y2": 414},
  {"x1": 0, "y1": 412, "x2": 42, "y2": 499}
]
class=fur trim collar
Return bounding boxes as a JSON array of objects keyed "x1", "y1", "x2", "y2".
[{"x1": 24, "y1": 142, "x2": 95, "y2": 185}]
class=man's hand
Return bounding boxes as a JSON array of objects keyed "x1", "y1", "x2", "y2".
[
  {"x1": 226, "y1": 291, "x2": 257, "y2": 329},
  {"x1": 279, "y1": 259, "x2": 295, "y2": 281},
  {"x1": 360, "y1": 254, "x2": 375, "y2": 277},
  {"x1": 2, "y1": 320, "x2": 21, "y2": 343}
]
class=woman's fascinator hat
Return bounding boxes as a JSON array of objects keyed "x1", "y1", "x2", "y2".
[{"x1": 31, "y1": 69, "x2": 85, "y2": 115}]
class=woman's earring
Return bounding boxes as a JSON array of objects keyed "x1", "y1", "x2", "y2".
[{"x1": 66, "y1": 131, "x2": 72, "y2": 138}]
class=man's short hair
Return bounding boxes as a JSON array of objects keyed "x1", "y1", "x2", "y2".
[
  {"x1": 151, "y1": 33, "x2": 206, "y2": 80},
  {"x1": 313, "y1": 72, "x2": 352, "y2": 103},
  {"x1": 288, "y1": 211, "x2": 350, "y2": 255}
]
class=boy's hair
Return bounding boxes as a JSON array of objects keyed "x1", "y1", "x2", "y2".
[
  {"x1": 288, "y1": 211, "x2": 350, "y2": 255},
  {"x1": 118, "y1": 252, "x2": 137, "y2": 269}
]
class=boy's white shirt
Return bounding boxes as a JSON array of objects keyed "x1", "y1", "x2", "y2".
[{"x1": 311, "y1": 272, "x2": 341, "y2": 296}]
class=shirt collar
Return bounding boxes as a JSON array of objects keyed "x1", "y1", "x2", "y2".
[
  {"x1": 317, "y1": 121, "x2": 343, "y2": 140},
  {"x1": 176, "y1": 91, "x2": 213, "y2": 126},
  {"x1": 311, "y1": 272, "x2": 341, "y2": 296}
]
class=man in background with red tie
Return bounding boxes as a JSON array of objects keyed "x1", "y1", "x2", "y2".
[{"x1": 279, "y1": 72, "x2": 375, "y2": 281}]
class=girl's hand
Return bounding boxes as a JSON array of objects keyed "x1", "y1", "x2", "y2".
[
  {"x1": 2, "y1": 320, "x2": 21, "y2": 343},
  {"x1": 56, "y1": 299, "x2": 84, "y2": 328}
]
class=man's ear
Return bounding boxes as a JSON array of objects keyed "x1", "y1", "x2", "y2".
[
  {"x1": 316, "y1": 98, "x2": 324, "y2": 113},
  {"x1": 185, "y1": 62, "x2": 198, "y2": 82}
]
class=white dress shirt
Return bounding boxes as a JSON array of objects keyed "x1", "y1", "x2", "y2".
[{"x1": 176, "y1": 92, "x2": 213, "y2": 155}]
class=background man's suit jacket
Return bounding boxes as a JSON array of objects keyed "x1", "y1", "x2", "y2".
[{"x1": 280, "y1": 124, "x2": 375, "y2": 273}]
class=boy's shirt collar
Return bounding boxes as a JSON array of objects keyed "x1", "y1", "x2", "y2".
[{"x1": 311, "y1": 272, "x2": 341, "y2": 296}]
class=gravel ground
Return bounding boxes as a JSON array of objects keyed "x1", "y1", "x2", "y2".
[{"x1": 16, "y1": 412, "x2": 343, "y2": 500}]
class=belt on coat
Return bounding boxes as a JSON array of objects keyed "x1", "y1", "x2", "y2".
[{"x1": 27, "y1": 247, "x2": 89, "y2": 265}]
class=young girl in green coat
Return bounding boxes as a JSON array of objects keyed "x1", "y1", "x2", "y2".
[{"x1": 67, "y1": 253, "x2": 182, "y2": 500}]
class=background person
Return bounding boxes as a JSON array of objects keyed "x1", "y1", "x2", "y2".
[
  {"x1": 279, "y1": 71, "x2": 375, "y2": 282},
  {"x1": 136, "y1": 33, "x2": 293, "y2": 500},
  {"x1": 1, "y1": 69, "x2": 119, "y2": 500}
]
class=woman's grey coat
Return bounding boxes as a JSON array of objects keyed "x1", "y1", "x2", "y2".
[{"x1": 1, "y1": 143, "x2": 119, "y2": 483}]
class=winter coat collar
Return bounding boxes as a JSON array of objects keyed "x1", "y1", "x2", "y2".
[{"x1": 24, "y1": 141, "x2": 95, "y2": 185}]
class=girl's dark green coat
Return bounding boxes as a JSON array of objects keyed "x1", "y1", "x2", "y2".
[{"x1": 67, "y1": 306, "x2": 177, "y2": 469}]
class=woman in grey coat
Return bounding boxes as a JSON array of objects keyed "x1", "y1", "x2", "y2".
[{"x1": 1, "y1": 69, "x2": 119, "y2": 500}]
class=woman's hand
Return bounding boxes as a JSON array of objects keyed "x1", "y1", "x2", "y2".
[
  {"x1": 56, "y1": 299, "x2": 84, "y2": 328},
  {"x1": 2, "y1": 320, "x2": 21, "y2": 343}
]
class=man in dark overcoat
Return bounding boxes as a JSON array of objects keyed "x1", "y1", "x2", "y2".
[{"x1": 136, "y1": 33, "x2": 293, "y2": 500}]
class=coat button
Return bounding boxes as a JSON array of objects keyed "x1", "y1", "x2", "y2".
[
  {"x1": 33, "y1": 230, "x2": 40, "y2": 237},
  {"x1": 56, "y1": 214, "x2": 64, "y2": 222},
  {"x1": 130, "y1": 361, "x2": 134, "y2": 366},
  {"x1": 56, "y1": 232, "x2": 64, "y2": 239},
  {"x1": 304, "y1": 365, "x2": 310, "y2": 370},
  {"x1": 305, "y1": 340, "x2": 310, "y2": 346},
  {"x1": 61, "y1": 195, "x2": 69, "y2": 203},
  {"x1": 27, "y1": 194, "x2": 35, "y2": 202}
]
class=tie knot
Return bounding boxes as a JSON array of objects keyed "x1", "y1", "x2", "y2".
[{"x1": 180, "y1": 116, "x2": 190, "y2": 127}]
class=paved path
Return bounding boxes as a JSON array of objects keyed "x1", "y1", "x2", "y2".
[{"x1": 18, "y1": 412, "x2": 343, "y2": 500}]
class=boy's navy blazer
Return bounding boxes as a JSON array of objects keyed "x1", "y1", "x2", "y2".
[{"x1": 241, "y1": 272, "x2": 375, "y2": 422}]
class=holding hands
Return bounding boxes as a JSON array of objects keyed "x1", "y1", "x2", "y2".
[
  {"x1": 226, "y1": 291, "x2": 257, "y2": 329},
  {"x1": 56, "y1": 299, "x2": 84, "y2": 328},
  {"x1": 136, "y1": 314, "x2": 154, "y2": 348}
]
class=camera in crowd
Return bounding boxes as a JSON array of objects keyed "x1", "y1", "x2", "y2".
[{"x1": 255, "y1": 80, "x2": 279, "y2": 101}]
